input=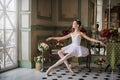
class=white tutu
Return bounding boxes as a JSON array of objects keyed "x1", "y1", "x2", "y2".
[{"x1": 61, "y1": 33, "x2": 89, "y2": 57}]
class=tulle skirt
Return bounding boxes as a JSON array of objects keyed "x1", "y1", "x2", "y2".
[{"x1": 61, "y1": 43, "x2": 89, "y2": 57}]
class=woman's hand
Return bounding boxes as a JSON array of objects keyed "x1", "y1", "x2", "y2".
[
  {"x1": 99, "y1": 41, "x2": 106, "y2": 47},
  {"x1": 46, "y1": 37, "x2": 52, "y2": 41}
]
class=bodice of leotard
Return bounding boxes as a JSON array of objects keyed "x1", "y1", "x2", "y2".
[{"x1": 71, "y1": 34, "x2": 81, "y2": 46}]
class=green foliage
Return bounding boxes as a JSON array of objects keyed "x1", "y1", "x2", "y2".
[{"x1": 34, "y1": 56, "x2": 43, "y2": 63}]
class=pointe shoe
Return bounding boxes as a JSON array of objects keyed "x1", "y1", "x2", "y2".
[{"x1": 70, "y1": 71, "x2": 75, "y2": 75}]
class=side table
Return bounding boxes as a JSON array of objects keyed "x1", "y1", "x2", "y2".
[{"x1": 105, "y1": 42, "x2": 120, "y2": 72}]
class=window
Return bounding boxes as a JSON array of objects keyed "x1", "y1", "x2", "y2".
[{"x1": 0, "y1": 0, "x2": 17, "y2": 70}]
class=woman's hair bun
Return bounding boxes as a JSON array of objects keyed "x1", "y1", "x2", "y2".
[
  {"x1": 75, "y1": 18, "x2": 81, "y2": 26},
  {"x1": 76, "y1": 18, "x2": 80, "y2": 21}
]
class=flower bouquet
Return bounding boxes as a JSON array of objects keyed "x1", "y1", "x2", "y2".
[
  {"x1": 94, "y1": 58, "x2": 105, "y2": 65},
  {"x1": 94, "y1": 57, "x2": 105, "y2": 72},
  {"x1": 34, "y1": 42, "x2": 49, "y2": 71},
  {"x1": 54, "y1": 40, "x2": 64, "y2": 49},
  {"x1": 38, "y1": 42, "x2": 49, "y2": 52},
  {"x1": 34, "y1": 56, "x2": 45, "y2": 64},
  {"x1": 34, "y1": 56, "x2": 45, "y2": 70},
  {"x1": 101, "y1": 29, "x2": 111, "y2": 39}
]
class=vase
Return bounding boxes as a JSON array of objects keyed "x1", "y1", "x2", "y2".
[{"x1": 35, "y1": 63, "x2": 41, "y2": 70}]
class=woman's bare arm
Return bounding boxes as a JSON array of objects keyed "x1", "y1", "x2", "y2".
[
  {"x1": 80, "y1": 32, "x2": 106, "y2": 46},
  {"x1": 46, "y1": 33, "x2": 71, "y2": 41}
]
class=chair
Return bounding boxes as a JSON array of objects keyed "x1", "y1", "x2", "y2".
[
  {"x1": 86, "y1": 43, "x2": 91, "y2": 72},
  {"x1": 90, "y1": 43, "x2": 106, "y2": 55}
]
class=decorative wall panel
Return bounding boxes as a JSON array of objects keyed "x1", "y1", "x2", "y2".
[
  {"x1": 37, "y1": 0, "x2": 52, "y2": 20},
  {"x1": 58, "y1": 0, "x2": 81, "y2": 21}
]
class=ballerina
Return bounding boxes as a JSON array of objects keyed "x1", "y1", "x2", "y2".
[{"x1": 46, "y1": 19, "x2": 106, "y2": 75}]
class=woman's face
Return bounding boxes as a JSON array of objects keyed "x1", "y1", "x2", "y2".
[{"x1": 72, "y1": 21, "x2": 78, "y2": 29}]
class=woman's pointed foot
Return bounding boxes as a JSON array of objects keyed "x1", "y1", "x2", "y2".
[
  {"x1": 71, "y1": 72, "x2": 75, "y2": 75},
  {"x1": 46, "y1": 67, "x2": 52, "y2": 76}
]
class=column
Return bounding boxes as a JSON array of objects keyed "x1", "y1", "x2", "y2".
[
  {"x1": 97, "y1": 0, "x2": 103, "y2": 31},
  {"x1": 18, "y1": 0, "x2": 32, "y2": 68}
]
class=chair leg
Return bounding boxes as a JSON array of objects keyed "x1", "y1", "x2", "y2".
[
  {"x1": 86, "y1": 56, "x2": 89, "y2": 68},
  {"x1": 86, "y1": 45, "x2": 91, "y2": 72},
  {"x1": 86, "y1": 54, "x2": 91, "y2": 72},
  {"x1": 105, "y1": 64, "x2": 110, "y2": 72},
  {"x1": 87, "y1": 54, "x2": 91, "y2": 72},
  {"x1": 117, "y1": 64, "x2": 120, "y2": 72}
]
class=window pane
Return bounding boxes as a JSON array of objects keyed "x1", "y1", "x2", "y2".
[
  {"x1": 5, "y1": 48, "x2": 16, "y2": 66},
  {"x1": 6, "y1": 0, "x2": 16, "y2": 11},
  {"x1": 0, "y1": 11, "x2": 4, "y2": 29},
  {"x1": 0, "y1": 0, "x2": 17, "y2": 70},
  {"x1": 5, "y1": 0, "x2": 11, "y2": 6},
  {"x1": 6, "y1": 12, "x2": 16, "y2": 29},
  {"x1": 5, "y1": 30, "x2": 16, "y2": 46},
  {"x1": 0, "y1": 49, "x2": 4, "y2": 68},
  {"x1": 0, "y1": 30, "x2": 4, "y2": 43},
  {"x1": 0, "y1": 0, "x2": 4, "y2": 6},
  {"x1": 0, "y1": 31, "x2": 4, "y2": 68},
  {"x1": 0, "y1": 35, "x2": 3, "y2": 48},
  {"x1": 0, "y1": 3, "x2": 2, "y2": 9}
]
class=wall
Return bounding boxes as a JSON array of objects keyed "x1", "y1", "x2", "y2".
[
  {"x1": 81, "y1": 0, "x2": 89, "y2": 27},
  {"x1": 31, "y1": 0, "x2": 84, "y2": 26}
]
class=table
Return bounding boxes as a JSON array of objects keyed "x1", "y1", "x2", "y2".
[{"x1": 106, "y1": 42, "x2": 120, "y2": 71}]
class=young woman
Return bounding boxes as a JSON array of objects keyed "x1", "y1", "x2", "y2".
[{"x1": 46, "y1": 19, "x2": 106, "y2": 75}]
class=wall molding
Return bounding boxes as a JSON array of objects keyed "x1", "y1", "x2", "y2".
[
  {"x1": 18, "y1": 60, "x2": 32, "y2": 68},
  {"x1": 31, "y1": 25, "x2": 70, "y2": 31}
]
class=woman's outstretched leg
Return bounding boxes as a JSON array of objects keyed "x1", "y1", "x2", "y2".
[
  {"x1": 58, "y1": 50, "x2": 74, "y2": 74},
  {"x1": 46, "y1": 53, "x2": 73, "y2": 75}
]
